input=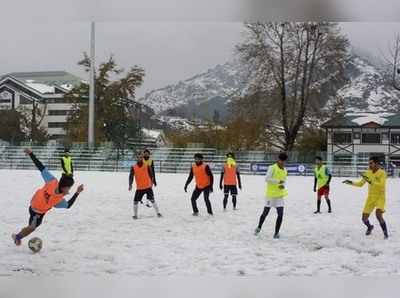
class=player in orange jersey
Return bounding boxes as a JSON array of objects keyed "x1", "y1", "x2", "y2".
[{"x1": 12, "y1": 148, "x2": 84, "y2": 246}]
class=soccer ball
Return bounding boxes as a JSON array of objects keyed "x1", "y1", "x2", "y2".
[{"x1": 28, "y1": 237, "x2": 43, "y2": 253}]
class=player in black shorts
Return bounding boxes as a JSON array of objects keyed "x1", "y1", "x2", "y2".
[{"x1": 220, "y1": 153, "x2": 242, "y2": 211}]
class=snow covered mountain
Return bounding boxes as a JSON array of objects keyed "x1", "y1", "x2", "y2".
[
  {"x1": 140, "y1": 55, "x2": 400, "y2": 130},
  {"x1": 334, "y1": 56, "x2": 400, "y2": 113},
  {"x1": 138, "y1": 60, "x2": 249, "y2": 120}
]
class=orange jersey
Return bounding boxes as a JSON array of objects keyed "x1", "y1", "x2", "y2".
[
  {"x1": 223, "y1": 164, "x2": 237, "y2": 186},
  {"x1": 30, "y1": 179, "x2": 64, "y2": 214},
  {"x1": 192, "y1": 164, "x2": 211, "y2": 189},
  {"x1": 133, "y1": 164, "x2": 153, "y2": 190}
]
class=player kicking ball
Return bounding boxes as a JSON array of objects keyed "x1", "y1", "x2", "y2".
[
  {"x1": 12, "y1": 149, "x2": 84, "y2": 246},
  {"x1": 343, "y1": 156, "x2": 389, "y2": 239}
]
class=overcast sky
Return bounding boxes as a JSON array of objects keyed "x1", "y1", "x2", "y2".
[{"x1": 0, "y1": 22, "x2": 399, "y2": 97}]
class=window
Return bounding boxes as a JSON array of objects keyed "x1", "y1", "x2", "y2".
[
  {"x1": 46, "y1": 97, "x2": 87, "y2": 104},
  {"x1": 48, "y1": 110, "x2": 70, "y2": 116},
  {"x1": 333, "y1": 154, "x2": 353, "y2": 164},
  {"x1": 391, "y1": 134, "x2": 400, "y2": 144},
  {"x1": 48, "y1": 122, "x2": 66, "y2": 128},
  {"x1": 19, "y1": 95, "x2": 32, "y2": 104},
  {"x1": 362, "y1": 133, "x2": 381, "y2": 144},
  {"x1": 46, "y1": 98, "x2": 68, "y2": 104},
  {"x1": 333, "y1": 132, "x2": 352, "y2": 144}
]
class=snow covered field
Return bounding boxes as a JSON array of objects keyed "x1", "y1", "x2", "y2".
[{"x1": 1, "y1": 170, "x2": 400, "y2": 276}]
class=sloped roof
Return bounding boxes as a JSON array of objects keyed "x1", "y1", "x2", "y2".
[
  {"x1": 5, "y1": 71, "x2": 83, "y2": 87},
  {"x1": 1, "y1": 71, "x2": 84, "y2": 95},
  {"x1": 322, "y1": 113, "x2": 400, "y2": 128}
]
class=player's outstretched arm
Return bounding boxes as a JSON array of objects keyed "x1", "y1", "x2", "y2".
[
  {"x1": 353, "y1": 175, "x2": 368, "y2": 187},
  {"x1": 67, "y1": 184, "x2": 84, "y2": 208},
  {"x1": 343, "y1": 178, "x2": 365, "y2": 187},
  {"x1": 55, "y1": 184, "x2": 84, "y2": 209},
  {"x1": 360, "y1": 174, "x2": 372, "y2": 184}
]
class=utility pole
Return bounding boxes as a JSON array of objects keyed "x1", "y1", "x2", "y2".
[{"x1": 88, "y1": 21, "x2": 96, "y2": 148}]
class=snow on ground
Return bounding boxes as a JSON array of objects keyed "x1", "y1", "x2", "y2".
[{"x1": 1, "y1": 170, "x2": 400, "y2": 277}]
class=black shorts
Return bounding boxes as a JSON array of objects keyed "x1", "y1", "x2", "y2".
[
  {"x1": 224, "y1": 185, "x2": 238, "y2": 195},
  {"x1": 134, "y1": 188, "x2": 155, "y2": 203},
  {"x1": 29, "y1": 207, "x2": 45, "y2": 228}
]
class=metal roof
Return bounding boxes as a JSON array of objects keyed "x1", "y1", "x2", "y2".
[{"x1": 322, "y1": 113, "x2": 400, "y2": 128}]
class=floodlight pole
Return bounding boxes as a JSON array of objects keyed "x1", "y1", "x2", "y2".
[{"x1": 88, "y1": 21, "x2": 96, "y2": 148}]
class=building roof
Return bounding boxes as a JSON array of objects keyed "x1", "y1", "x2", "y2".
[
  {"x1": 322, "y1": 113, "x2": 400, "y2": 128},
  {"x1": 1, "y1": 71, "x2": 84, "y2": 94}
]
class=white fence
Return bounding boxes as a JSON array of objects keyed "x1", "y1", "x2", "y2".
[{"x1": 0, "y1": 145, "x2": 395, "y2": 177}]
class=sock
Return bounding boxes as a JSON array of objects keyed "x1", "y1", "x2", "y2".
[
  {"x1": 316, "y1": 199, "x2": 321, "y2": 212},
  {"x1": 326, "y1": 199, "x2": 332, "y2": 211},
  {"x1": 232, "y1": 195, "x2": 237, "y2": 209},
  {"x1": 362, "y1": 218, "x2": 372, "y2": 229},
  {"x1": 275, "y1": 207, "x2": 284, "y2": 235},
  {"x1": 223, "y1": 195, "x2": 228, "y2": 209},
  {"x1": 258, "y1": 207, "x2": 270, "y2": 229},
  {"x1": 16, "y1": 233, "x2": 23, "y2": 241},
  {"x1": 379, "y1": 220, "x2": 388, "y2": 236},
  {"x1": 152, "y1": 201, "x2": 160, "y2": 214},
  {"x1": 133, "y1": 203, "x2": 139, "y2": 217}
]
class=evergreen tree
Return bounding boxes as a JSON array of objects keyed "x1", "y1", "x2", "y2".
[
  {"x1": 65, "y1": 54, "x2": 145, "y2": 148},
  {"x1": 0, "y1": 110, "x2": 25, "y2": 144}
]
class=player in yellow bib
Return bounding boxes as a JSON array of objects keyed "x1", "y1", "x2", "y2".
[
  {"x1": 60, "y1": 148, "x2": 74, "y2": 177},
  {"x1": 313, "y1": 156, "x2": 332, "y2": 214},
  {"x1": 343, "y1": 156, "x2": 389, "y2": 239},
  {"x1": 255, "y1": 153, "x2": 288, "y2": 239}
]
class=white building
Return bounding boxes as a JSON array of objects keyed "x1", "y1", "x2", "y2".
[
  {"x1": 0, "y1": 71, "x2": 84, "y2": 139},
  {"x1": 322, "y1": 113, "x2": 400, "y2": 166}
]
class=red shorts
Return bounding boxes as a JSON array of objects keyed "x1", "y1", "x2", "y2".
[{"x1": 317, "y1": 185, "x2": 330, "y2": 198}]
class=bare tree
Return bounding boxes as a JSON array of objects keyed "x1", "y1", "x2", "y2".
[{"x1": 237, "y1": 22, "x2": 349, "y2": 151}]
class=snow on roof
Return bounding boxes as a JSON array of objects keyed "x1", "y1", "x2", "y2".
[
  {"x1": 348, "y1": 113, "x2": 394, "y2": 126},
  {"x1": 25, "y1": 81, "x2": 55, "y2": 94},
  {"x1": 142, "y1": 128, "x2": 162, "y2": 139},
  {"x1": 60, "y1": 83, "x2": 74, "y2": 91}
]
